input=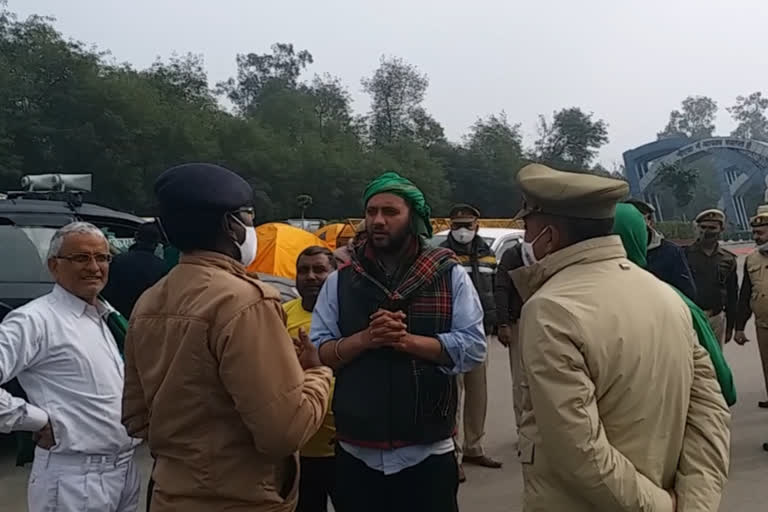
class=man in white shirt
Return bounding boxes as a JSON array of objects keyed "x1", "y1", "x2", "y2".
[{"x1": 0, "y1": 222, "x2": 140, "y2": 512}]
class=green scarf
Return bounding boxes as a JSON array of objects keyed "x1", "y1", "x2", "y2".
[
  {"x1": 363, "y1": 171, "x2": 433, "y2": 238},
  {"x1": 105, "y1": 310, "x2": 128, "y2": 355},
  {"x1": 613, "y1": 204, "x2": 737, "y2": 406},
  {"x1": 163, "y1": 245, "x2": 180, "y2": 270},
  {"x1": 613, "y1": 203, "x2": 648, "y2": 268}
]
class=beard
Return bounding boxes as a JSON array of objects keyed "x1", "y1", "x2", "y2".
[{"x1": 369, "y1": 223, "x2": 412, "y2": 254}]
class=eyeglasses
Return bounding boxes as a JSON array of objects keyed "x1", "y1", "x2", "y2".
[
  {"x1": 232, "y1": 207, "x2": 255, "y2": 217},
  {"x1": 56, "y1": 253, "x2": 112, "y2": 265}
]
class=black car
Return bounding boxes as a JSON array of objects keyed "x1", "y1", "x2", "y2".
[{"x1": 0, "y1": 194, "x2": 143, "y2": 319}]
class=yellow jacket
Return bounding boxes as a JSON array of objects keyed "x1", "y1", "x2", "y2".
[
  {"x1": 283, "y1": 298, "x2": 336, "y2": 458},
  {"x1": 511, "y1": 236, "x2": 730, "y2": 512}
]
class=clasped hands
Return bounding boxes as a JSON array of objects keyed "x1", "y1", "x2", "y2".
[{"x1": 366, "y1": 309, "x2": 414, "y2": 352}]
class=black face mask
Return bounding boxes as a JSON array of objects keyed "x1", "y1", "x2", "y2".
[{"x1": 702, "y1": 231, "x2": 720, "y2": 241}]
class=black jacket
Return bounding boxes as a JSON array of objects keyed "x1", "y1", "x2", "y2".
[
  {"x1": 333, "y1": 251, "x2": 457, "y2": 446},
  {"x1": 647, "y1": 238, "x2": 697, "y2": 301},
  {"x1": 494, "y1": 244, "x2": 524, "y2": 326},
  {"x1": 102, "y1": 243, "x2": 168, "y2": 318},
  {"x1": 440, "y1": 235, "x2": 497, "y2": 330}
]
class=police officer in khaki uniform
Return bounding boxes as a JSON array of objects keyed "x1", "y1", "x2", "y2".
[
  {"x1": 685, "y1": 209, "x2": 739, "y2": 346},
  {"x1": 735, "y1": 205, "x2": 768, "y2": 409},
  {"x1": 440, "y1": 205, "x2": 502, "y2": 480},
  {"x1": 510, "y1": 164, "x2": 730, "y2": 512}
]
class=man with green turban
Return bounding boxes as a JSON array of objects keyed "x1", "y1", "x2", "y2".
[
  {"x1": 613, "y1": 202, "x2": 736, "y2": 406},
  {"x1": 311, "y1": 171, "x2": 487, "y2": 511},
  {"x1": 361, "y1": 171, "x2": 434, "y2": 238}
]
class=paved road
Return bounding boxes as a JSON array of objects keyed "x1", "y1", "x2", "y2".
[{"x1": 1, "y1": 262, "x2": 767, "y2": 510}]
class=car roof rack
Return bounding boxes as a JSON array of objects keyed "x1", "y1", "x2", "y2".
[
  {"x1": 5, "y1": 190, "x2": 84, "y2": 208},
  {"x1": 3, "y1": 174, "x2": 92, "y2": 211}
]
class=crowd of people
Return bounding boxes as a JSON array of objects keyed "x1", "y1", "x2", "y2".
[{"x1": 0, "y1": 160, "x2": 766, "y2": 511}]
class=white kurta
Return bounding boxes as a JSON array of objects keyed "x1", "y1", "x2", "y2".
[{"x1": 0, "y1": 284, "x2": 140, "y2": 512}]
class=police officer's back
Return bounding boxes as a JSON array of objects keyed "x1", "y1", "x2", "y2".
[{"x1": 102, "y1": 222, "x2": 168, "y2": 318}]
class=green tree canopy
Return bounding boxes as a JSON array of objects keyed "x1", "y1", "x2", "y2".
[
  {"x1": 534, "y1": 107, "x2": 609, "y2": 170},
  {"x1": 0, "y1": 3, "x2": 634, "y2": 223},
  {"x1": 658, "y1": 95, "x2": 718, "y2": 140},
  {"x1": 728, "y1": 92, "x2": 768, "y2": 140}
]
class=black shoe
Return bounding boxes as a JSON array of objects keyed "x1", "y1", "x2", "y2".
[
  {"x1": 763, "y1": 442, "x2": 768, "y2": 452},
  {"x1": 759, "y1": 401, "x2": 768, "y2": 409}
]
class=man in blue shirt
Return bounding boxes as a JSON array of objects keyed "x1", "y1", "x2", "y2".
[{"x1": 311, "y1": 172, "x2": 486, "y2": 512}]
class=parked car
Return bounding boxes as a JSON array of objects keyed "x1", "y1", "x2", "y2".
[
  {"x1": 0, "y1": 194, "x2": 144, "y2": 316},
  {"x1": 431, "y1": 227, "x2": 525, "y2": 260}
]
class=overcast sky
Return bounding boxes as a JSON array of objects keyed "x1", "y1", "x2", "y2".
[{"x1": 10, "y1": 0, "x2": 768, "y2": 168}]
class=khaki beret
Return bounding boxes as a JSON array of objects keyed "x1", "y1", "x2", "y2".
[
  {"x1": 515, "y1": 164, "x2": 629, "y2": 220},
  {"x1": 751, "y1": 205, "x2": 768, "y2": 228},
  {"x1": 695, "y1": 209, "x2": 726, "y2": 225},
  {"x1": 449, "y1": 203, "x2": 480, "y2": 222}
]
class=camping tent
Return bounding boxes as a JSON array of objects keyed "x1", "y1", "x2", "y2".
[
  {"x1": 247, "y1": 223, "x2": 328, "y2": 279},
  {"x1": 314, "y1": 222, "x2": 356, "y2": 250}
]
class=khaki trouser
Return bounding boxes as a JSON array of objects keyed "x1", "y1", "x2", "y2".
[
  {"x1": 757, "y1": 326, "x2": 768, "y2": 398},
  {"x1": 507, "y1": 323, "x2": 524, "y2": 429},
  {"x1": 455, "y1": 336, "x2": 490, "y2": 461},
  {"x1": 707, "y1": 311, "x2": 726, "y2": 348}
]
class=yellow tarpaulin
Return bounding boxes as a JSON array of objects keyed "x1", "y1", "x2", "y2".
[
  {"x1": 247, "y1": 223, "x2": 328, "y2": 279},
  {"x1": 314, "y1": 222, "x2": 357, "y2": 250}
]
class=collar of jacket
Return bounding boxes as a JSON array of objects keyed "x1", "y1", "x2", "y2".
[
  {"x1": 179, "y1": 250, "x2": 247, "y2": 275},
  {"x1": 443, "y1": 235, "x2": 492, "y2": 258},
  {"x1": 687, "y1": 239, "x2": 721, "y2": 255},
  {"x1": 510, "y1": 235, "x2": 627, "y2": 302},
  {"x1": 647, "y1": 228, "x2": 664, "y2": 251}
]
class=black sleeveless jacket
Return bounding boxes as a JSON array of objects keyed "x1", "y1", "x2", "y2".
[{"x1": 333, "y1": 252, "x2": 458, "y2": 447}]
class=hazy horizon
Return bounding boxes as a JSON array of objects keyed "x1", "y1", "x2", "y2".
[{"x1": 10, "y1": 0, "x2": 768, "y2": 168}]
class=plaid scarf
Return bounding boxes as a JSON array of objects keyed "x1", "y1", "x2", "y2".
[{"x1": 351, "y1": 239, "x2": 458, "y2": 329}]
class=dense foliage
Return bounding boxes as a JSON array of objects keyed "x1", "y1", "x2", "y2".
[{"x1": 0, "y1": 6, "x2": 615, "y2": 221}]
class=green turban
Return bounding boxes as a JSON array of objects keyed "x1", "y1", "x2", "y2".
[
  {"x1": 612, "y1": 203, "x2": 648, "y2": 268},
  {"x1": 363, "y1": 171, "x2": 433, "y2": 238}
]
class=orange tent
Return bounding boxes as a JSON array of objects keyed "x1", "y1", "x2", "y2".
[
  {"x1": 247, "y1": 223, "x2": 328, "y2": 279},
  {"x1": 314, "y1": 222, "x2": 357, "y2": 249}
]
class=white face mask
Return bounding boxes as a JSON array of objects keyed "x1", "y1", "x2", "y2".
[
  {"x1": 451, "y1": 228, "x2": 475, "y2": 245},
  {"x1": 521, "y1": 227, "x2": 551, "y2": 267},
  {"x1": 230, "y1": 214, "x2": 258, "y2": 267},
  {"x1": 758, "y1": 241, "x2": 768, "y2": 254}
]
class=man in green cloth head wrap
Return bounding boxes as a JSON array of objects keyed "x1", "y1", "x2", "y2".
[
  {"x1": 309, "y1": 171, "x2": 488, "y2": 511},
  {"x1": 362, "y1": 171, "x2": 433, "y2": 239},
  {"x1": 613, "y1": 203, "x2": 737, "y2": 406}
]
